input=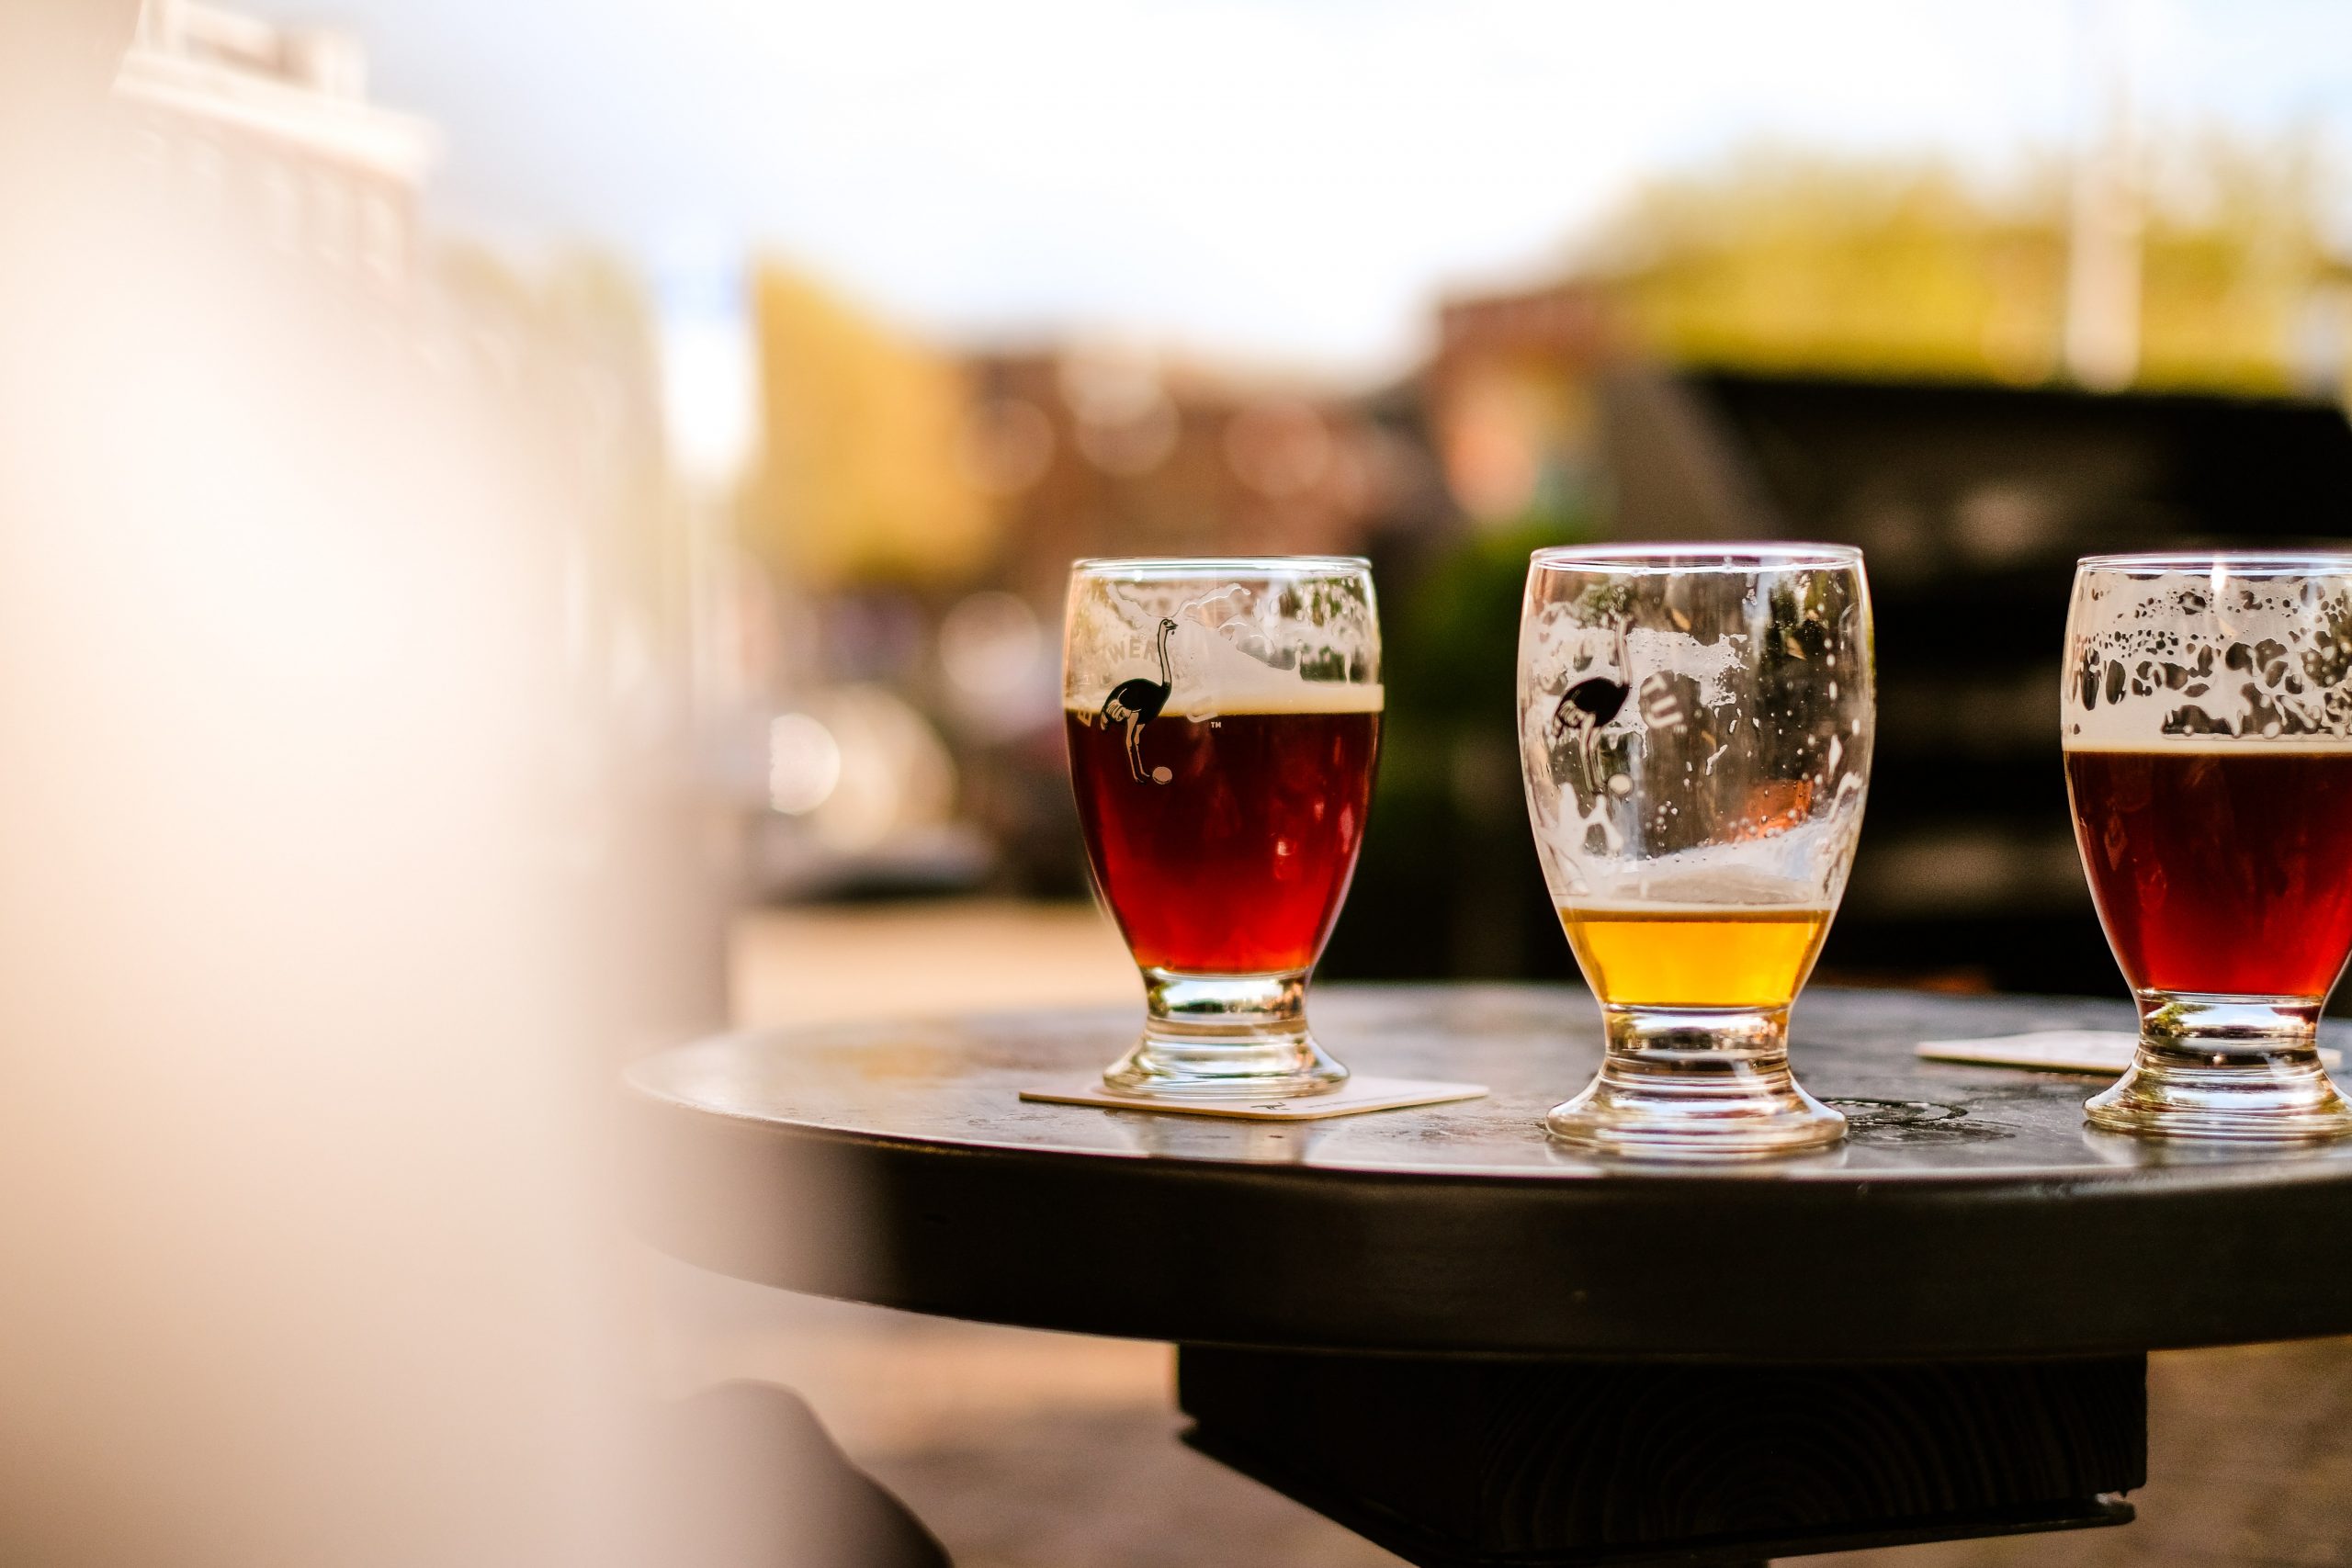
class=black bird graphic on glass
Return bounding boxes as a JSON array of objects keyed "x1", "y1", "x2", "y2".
[
  {"x1": 1101, "y1": 617, "x2": 1178, "y2": 784},
  {"x1": 1550, "y1": 622, "x2": 1630, "y2": 795}
]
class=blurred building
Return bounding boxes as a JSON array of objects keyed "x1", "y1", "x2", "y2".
[
  {"x1": 747, "y1": 295, "x2": 1411, "y2": 611},
  {"x1": 113, "y1": 0, "x2": 437, "y2": 298},
  {"x1": 107, "y1": 0, "x2": 725, "y2": 1048},
  {"x1": 737, "y1": 265, "x2": 1442, "y2": 897},
  {"x1": 962, "y1": 345, "x2": 1403, "y2": 609},
  {"x1": 1427, "y1": 283, "x2": 1622, "y2": 531},
  {"x1": 111, "y1": 0, "x2": 699, "y2": 803}
]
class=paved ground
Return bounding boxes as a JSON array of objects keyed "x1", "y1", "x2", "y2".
[{"x1": 687, "y1": 900, "x2": 2352, "y2": 1568}]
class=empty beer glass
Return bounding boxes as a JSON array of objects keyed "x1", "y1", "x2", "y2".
[
  {"x1": 1064, "y1": 558, "x2": 1382, "y2": 1097},
  {"x1": 2064, "y1": 552, "x2": 2352, "y2": 1140},
  {"x1": 1519, "y1": 546, "x2": 1873, "y2": 1156}
]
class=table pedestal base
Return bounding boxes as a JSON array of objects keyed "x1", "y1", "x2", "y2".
[{"x1": 1180, "y1": 1348, "x2": 2143, "y2": 1566}]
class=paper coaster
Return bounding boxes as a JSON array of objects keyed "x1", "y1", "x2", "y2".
[
  {"x1": 1019, "y1": 1076, "x2": 1488, "y2": 1121},
  {"x1": 1918, "y1": 1030, "x2": 2344, "y2": 1075}
]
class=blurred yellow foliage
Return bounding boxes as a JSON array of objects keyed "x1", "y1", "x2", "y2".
[
  {"x1": 747, "y1": 265, "x2": 991, "y2": 585},
  {"x1": 1590, "y1": 141, "x2": 2352, "y2": 397}
]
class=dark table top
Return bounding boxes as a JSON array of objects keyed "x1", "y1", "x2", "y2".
[{"x1": 625, "y1": 984, "x2": 2352, "y2": 1360}]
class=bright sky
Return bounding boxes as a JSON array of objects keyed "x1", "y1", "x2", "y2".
[{"x1": 240, "y1": 0, "x2": 2352, "y2": 376}]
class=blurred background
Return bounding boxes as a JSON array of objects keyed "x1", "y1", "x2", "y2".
[
  {"x1": 122, "y1": 0, "x2": 2352, "y2": 998},
  {"x1": 51, "y1": 1, "x2": 2352, "y2": 1563}
]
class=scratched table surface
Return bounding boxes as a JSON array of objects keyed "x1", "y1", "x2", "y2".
[{"x1": 625, "y1": 984, "x2": 2352, "y2": 1360}]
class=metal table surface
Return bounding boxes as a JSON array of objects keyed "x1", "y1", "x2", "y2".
[{"x1": 623, "y1": 983, "x2": 2352, "y2": 1362}]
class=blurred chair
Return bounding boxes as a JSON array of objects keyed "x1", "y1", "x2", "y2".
[{"x1": 650, "y1": 1384, "x2": 951, "y2": 1568}]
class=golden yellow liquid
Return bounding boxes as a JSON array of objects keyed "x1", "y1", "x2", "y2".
[{"x1": 1559, "y1": 904, "x2": 1834, "y2": 1010}]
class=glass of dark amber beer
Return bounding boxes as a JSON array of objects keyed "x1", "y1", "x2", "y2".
[
  {"x1": 2064, "y1": 552, "x2": 2352, "y2": 1140},
  {"x1": 1519, "y1": 546, "x2": 1874, "y2": 1156},
  {"x1": 1064, "y1": 558, "x2": 1381, "y2": 1097}
]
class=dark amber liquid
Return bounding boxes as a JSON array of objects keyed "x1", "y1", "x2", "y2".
[
  {"x1": 2065, "y1": 746, "x2": 2352, "y2": 998},
  {"x1": 1066, "y1": 707, "x2": 1380, "y2": 973}
]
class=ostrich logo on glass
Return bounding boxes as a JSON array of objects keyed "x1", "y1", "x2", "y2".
[
  {"x1": 1100, "y1": 617, "x2": 1178, "y2": 784},
  {"x1": 1551, "y1": 620, "x2": 1631, "y2": 795},
  {"x1": 1549, "y1": 617, "x2": 1694, "y2": 795}
]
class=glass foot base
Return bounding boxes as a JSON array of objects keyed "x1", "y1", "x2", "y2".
[
  {"x1": 2087, "y1": 994, "x2": 2352, "y2": 1141},
  {"x1": 1102, "y1": 967, "x2": 1348, "y2": 1100},
  {"x1": 1545, "y1": 1005, "x2": 1846, "y2": 1160}
]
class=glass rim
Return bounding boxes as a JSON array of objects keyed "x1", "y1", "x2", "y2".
[
  {"x1": 2077, "y1": 549, "x2": 2352, "y2": 576},
  {"x1": 1528, "y1": 541, "x2": 1861, "y2": 574},
  {"x1": 1071, "y1": 554, "x2": 1371, "y2": 579}
]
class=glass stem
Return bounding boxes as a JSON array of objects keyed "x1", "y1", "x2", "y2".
[
  {"x1": 2086, "y1": 991, "x2": 2352, "y2": 1140},
  {"x1": 1146, "y1": 968, "x2": 1308, "y2": 1043},
  {"x1": 1546, "y1": 1004, "x2": 1845, "y2": 1157},
  {"x1": 1101, "y1": 967, "x2": 1346, "y2": 1098}
]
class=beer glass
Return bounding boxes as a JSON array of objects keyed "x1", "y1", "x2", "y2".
[
  {"x1": 1064, "y1": 557, "x2": 1382, "y2": 1097},
  {"x1": 2064, "y1": 552, "x2": 2352, "y2": 1140},
  {"x1": 1519, "y1": 546, "x2": 1873, "y2": 1156}
]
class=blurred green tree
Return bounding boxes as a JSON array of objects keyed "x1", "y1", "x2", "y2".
[{"x1": 1327, "y1": 518, "x2": 1590, "y2": 980}]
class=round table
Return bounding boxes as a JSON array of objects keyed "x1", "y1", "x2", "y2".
[
  {"x1": 624, "y1": 985, "x2": 2352, "y2": 1566},
  {"x1": 627, "y1": 983, "x2": 2352, "y2": 1359}
]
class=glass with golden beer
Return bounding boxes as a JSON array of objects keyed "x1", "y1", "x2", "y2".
[
  {"x1": 1064, "y1": 558, "x2": 1381, "y2": 1097},
  {"x1": 2064, "y1": 552, "x2": 2352, "y2": 1140},
  {"x1": 1519, "y1": 546, "x2": 1872, "y2": 1156}
]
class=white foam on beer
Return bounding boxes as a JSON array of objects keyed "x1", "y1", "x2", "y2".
[
  {"x1": 1067, "y1": 618, "x2": 1383, "y2": 717},
  {"x1": 1555, "y1": 846, "x2": 1841, "y2": 909},
  {"x1": 2064, "y1": 736, "x2": 2352, "y2": 754},
  {"x1": 2065, "y1": 566, "x2": 2352, "y2": 750},
  {"x1": 1560, "y1": 901, "x2": 1832, "y2": 919},
  {"x1": 1532, "y1": 768, "x2": 1868, "y2": 908}
]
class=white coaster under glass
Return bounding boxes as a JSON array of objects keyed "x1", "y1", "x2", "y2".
[{"x1": 1919, "y1": 1029, "x2": 2343, "y2": 1075}]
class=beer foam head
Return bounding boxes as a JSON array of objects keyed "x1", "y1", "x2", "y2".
[
  {"x1": 1065, "y1": 562, "x2": 1382, "y2": 718},
  {"x1": 1548, "y1": 808, "x2": 1861, "y2": 907},
  {"x1": 2065, "y1": 557, "x2": 2352, "y2": 750}
]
